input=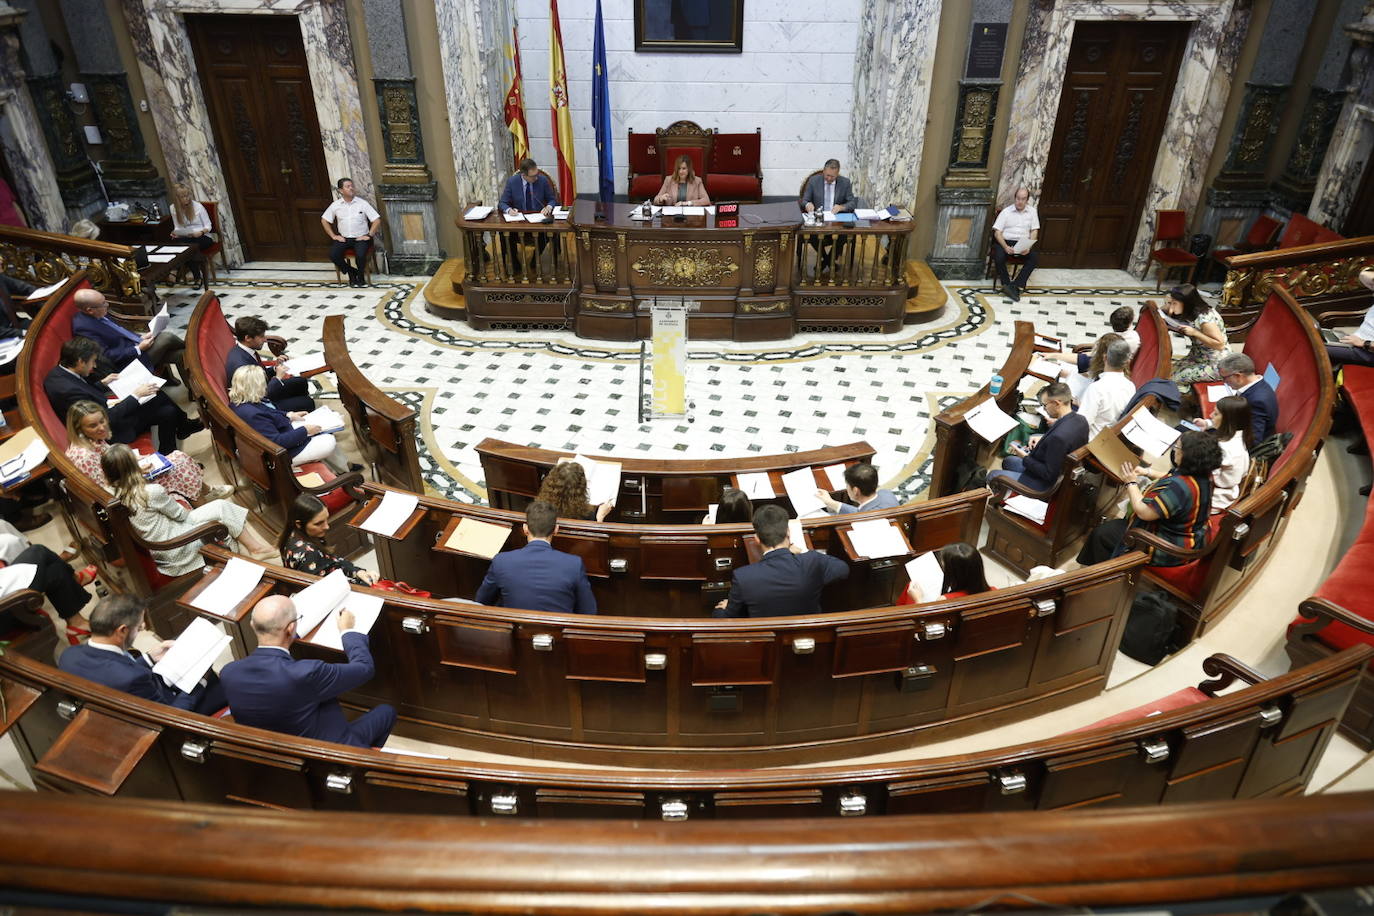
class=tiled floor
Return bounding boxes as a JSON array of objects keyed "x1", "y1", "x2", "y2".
[{"x1": 2, "y1": 262, "x2": 1368, "y2": 795}]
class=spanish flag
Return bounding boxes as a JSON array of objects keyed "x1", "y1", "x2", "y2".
[
  {"x1": 549, "y1": 0, "x2": 576, "y2": 205},
  {"x1": 503, "y1": 27, "x2": 530, "y2": 169}
]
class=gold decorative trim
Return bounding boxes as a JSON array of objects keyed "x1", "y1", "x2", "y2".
[
  {"x1": 1223, "y1": 256, "x2": 1374, "y2": 309},
  {"x1": 579, "y1": 231, "x2": 590, "y2": 252},
  {"x1": 584, "y1": 300, "x2": 631, "y2": 312},
  {"x1": 616, "y1": 233, "x2": 626, "y2": 252},
  {"x1": 594, "y1": 243, "x2": 616, "y2": 289},
  {"x1": 631, "y1": 246, "x2": 739, "y2": 286},
  {"x1": 741, "y1": 301, "x2": 787, "y2": 314},
  {"x1": 743, "y1": 235, "x2": 753, "y2": 252},
  {"x1": 754, "y1": 243, "x2": 775, "y2": 289}
]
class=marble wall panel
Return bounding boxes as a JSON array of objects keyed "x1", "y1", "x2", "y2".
[
  {"x1": 120, "y1": 0, "x2": 374, "y2": 266},
  {"x1": 1309, "y1": 13, "x2": 1374, "y2": 229},
  {"x1": 999, "y1": 0, "x2": 1250, "y2": 276},
  {"x1": 0, "y1": 15, "x2": 66, "y2": 231},
  {"x1": 435, "y1": 0, "x2": 509, "y2": 206}
]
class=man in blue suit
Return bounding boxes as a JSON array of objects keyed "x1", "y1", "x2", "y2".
[
  {"x1": 714, "y1": 504, "x2": 849, "y2": 618},
  {"x1": 1201, "y1": 353, "x2": 1279, "y2": 445},
  {"x1": 475, "y1": 500, "x2": 596, "y2": 614},
  {"x1": 498, "y1": 158, "x2": 559, "y2": 273},
  {"x1": 59, "y1": 595, "x2": 227, "y2": 715},
  {"x1": 220, "y1": 595, "x2": 396, "y2": 748},
  {"x1": 816, "y1": 462, "x2": 900, "y2": 514},
  {"x1": 70, "y1": 289, "x2": 186, "y2": 385},
  {"x1": 223, "y1": 315, "x2": 315, "y2": 413},
  {"x1": 800, "y1": 158, "x2": 857, "y2": 271},
  {"x1": 988, "y1": 381, "x2": 1089, "y2": 493}
]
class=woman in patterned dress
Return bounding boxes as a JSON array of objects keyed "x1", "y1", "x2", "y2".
[
  {"x1": 277, "y1": 493, "x2": 377, "y2": 586},
  {"x1": 64, "y1": 401, "x2": 231, "y2": 506},
  {"x1": 1164, "y1": 284, "x2": 1231, "y2": 389}
]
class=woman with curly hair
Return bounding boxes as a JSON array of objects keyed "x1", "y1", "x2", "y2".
[
  {"x1": 536, "y1": 462, "x2": 614, "y2": 522},
  {"x1": 1164, "y1": 284, "x2": 1230, "y2": 388}
]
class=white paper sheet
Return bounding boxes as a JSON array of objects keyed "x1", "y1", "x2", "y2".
[
  {"x1": 25, "y1": 280, "x2": 65, "y2": 301},
  {"x1": 904, "y1": 551, "x2": 945, "y2": 603},
  {"x1": 660, "y1": 206, "x2": 683, "y2": 216},
  {"x1": 285, "y1": 352, "x2": 328, "y2": 375},
  {"x1": 152, "y1": 617, "x2": 231, "y2": 694},
  {"x1": 359, "y1": 490, "x2": 420, "y2": 537},
  {"x1": 1065, "y1": 371, "x2": 1092, "y2": 402},
  {"x1": 819, "y1": 464, "x2": 847, "y2": 490},
  {"x1": 680, "y1": 206, "x2": 706, "y2": 216},
  {"x1": 963, "y1": 397, "x2": 1019, "y2": 442},
  {"x1": 309, "y1": 591, "x2": 384, "y2": 651},
  {"x1": 552, "y1": 206, "x2": 571, "y2": 220},
  {"x1": 189, "y1": 557, "x2": 265, "y2": 616},
  {"x1": 502, "y1": 211, "x2": 526, "y2": 222},
  {"x1": 847, "y1": 518, "x2": 908, "y2": 559},
  {"x1": 522, "y1": 212, "x2": 549, "y2": 223},
  {"x1": 781, "y1": 466, "x2": 826, "y2": 517},
  {"x1": 0, "y1": 338, "x2": 23, "y2": 366},
  {"x1": 1003, "y1": 494, "x2": 1050, "y2": 524},
  {"x1": 787, "y1": 518, "x2": 809, "y2": 552},
  {"x1": 735, "y1": 471, "x2": 775, "y2": 499},
  {"x1": 145, "y1": 253, "x2": 176, "y2": 263},
  {"x1": 1028, "y1": 355, "x2": 1065, "y2": 379},
  {"x1": 1034, "y1": 334, "x2": 1062, "y2": 351},
  {"x1": 291, "y1": 405, "x2": 345, "y2": 434},
  {"x1": 147, "y1": 303, "x2": 171, "y2": 339},
  {"x1": 558, "y1": 455, "x2": 621, "y2": 505},
  {"x1": 291, "y1": 568, "x2": 351, "y2": 638},
  {"x1": 0, "y1": 436, "x2": 47, "y2": 485},
  {"x1": 1205, "y1": 384, "x2": 1227, "y2": 401},
  {"x1": 1013, "y1": 237, "x2": 1037, "y2": 254},
  {"x1": 157, "y1": 245, "x2": 189, "y2": 254},
  {"x1": 703, "y1": 503, "x2": 718, "y2": 523},
  {"x1": 379, "y1": 746, "x2": 449, "y2": 759},
  {"x1": 464, "y1": 205, "x2": 493, "y2": 220},
  {"x1": 108, "y1": 357, "x2": 166, "y2": 404},
  {"x1": 854, "y1": 208, "x2": 888, "y2": 221},
  {"x1": 1121, "y1": 409, "x2": 1182, "y2": 458}
]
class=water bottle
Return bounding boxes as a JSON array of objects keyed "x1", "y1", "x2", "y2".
[{"x1": 989, "y1": 373, "x2": 1003, "y2": 396}]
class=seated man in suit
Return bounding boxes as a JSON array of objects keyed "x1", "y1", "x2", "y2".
[
  {"x1": 220, "y1": 595, "x2": 396, "y2": 748},
  {"x1": 44, "y1": 336, "x2": 201, "y2": 455},
  {"x1": 71, "y1": 288, "x2": 186, "y2": 386},
  {"x1": 800, "y1": 158, "x2": 856, "y2": 271},
  {"x1": 224, "y1": 316, "x2": 315, "y2": 413},
  {"x1": 59, "y1": 595, "x2": 227, "y2": 715},
  {"x1": 714, "y1": 504, "x2": 849, "y2": 618},
  {"x1": 475, "y1": 499, "x2": 596, "y2": 614},
  {"x1": 816, "y1": 462, "x2": 899, "y2": 514},
  {"x1": 987, "y1": 381, "x2": 1088, "y2": 492},
  {"x1": 498, "y1": 157, "x2": 559, "y2": 273},
  {"x1": 1191, "y1": 352, "x2": 1279, "y2": 445}
]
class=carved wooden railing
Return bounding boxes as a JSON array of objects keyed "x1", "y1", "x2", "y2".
[
  {"x1": 1220, "y1": 235, "x2": 1374, "y2": 332},
  {"x1": 0, "y1": 225, "x2": 142, "y2": 302}
]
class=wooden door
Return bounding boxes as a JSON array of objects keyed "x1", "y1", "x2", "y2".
[
  {"x1": 185, "y1": 15, "x2": 333, "y2": 262},
  {"x1": 1038, "y1": 22, "x2": 1190, "y2": 269}
]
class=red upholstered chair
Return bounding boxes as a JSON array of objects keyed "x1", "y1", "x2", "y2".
[
  {"x1": 627, "y1": 130, "x2": 662, "y2": 199},
  {"x1": 332, "y1": 244, "x2": 378, "y2": 285},
  {"x1": 1143, "y1": 209, "x2": 1198, "y2": 291},
  {"x1": 656, "y1": 120, "x2": 714, "y2": 185},
  {"x1": 1209, "y1": 214, "x2": 1282, "y2": 282},
  {"x1": 1278, "y1": 213, "x2": 1344, "y2": 249},
  {"x1": 200, "y1": 201, "x2": 226, "y2": 281},
  {"x1": 706, "y1": 129, "x2": 762, "y2": 201}
]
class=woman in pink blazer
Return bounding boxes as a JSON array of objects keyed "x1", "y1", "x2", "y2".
[{"x1": 653, "y1": 155, "x2": 711, "y2": 206}]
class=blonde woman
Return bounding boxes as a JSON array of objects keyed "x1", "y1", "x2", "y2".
[
  {"x1": 65, "y1": 401, "x2": 231, "y2": 506},
  {"x1": 100, "y1": 444, "x2": 272, "y2": 575},
  {"x1": 229, "y1": 365, "x2": 350, "y2": 473},
  {"x1": 169, "y1": 183, "x2": 215, "y2": 288},
  {"x1": 652, "y1": 155, "x2": 711, "y2": 207}
]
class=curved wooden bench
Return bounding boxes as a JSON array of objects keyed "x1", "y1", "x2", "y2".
[
  {"x1": 2, "y1": 643, "x2": 1362, "y2": 813},
  {"x1": 478, "y1": 438, "x2": 877, "y2": 523},
  {"x1": 174, "y1": 542, "x2": 1146, "y2": 766},
  {"x1": 15, "y1": 273, "x2": 231, "y2": 633},
  {"x1": 184, "y1": 292, "x2": 366, "y2": 557}
]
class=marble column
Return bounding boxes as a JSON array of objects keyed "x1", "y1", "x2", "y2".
[
  {"x1": 1000, "y1": 0, "x2": 1251, "y2": 277},
  {"x1": 0, "y1": 3, "x2": 64, "y2": 230},
  {"x1": 365, "y1": 0, "x2": 444, "y2": 275},
  {"x1": 1309, "y1": 7, "x2": 1374, "y2": 229},
  {"x1": 1200, "y1": 0, "x2": 1318, "y2": 249},
  {"x1": 930, "y1": 1, "x2": 1013, "y2": 280},
  {"x1": 1272, "y1": 0, "x2": 1366, "y2": 213},
  {"x1": 58, "y1": 0, "x2": 165, "y2": 203},
  {"x1": 435, "y1": 0, "x2": 513, "y2": 209},
  {"x1": 847, "y1": 0, "x2": 943, "y2": 210},
  {"x1": 11, "y1": 0, "x2": 100, "y2": 218},
  {"x1": 119, "y1": 0, "x2": 375, "y2": 266}
]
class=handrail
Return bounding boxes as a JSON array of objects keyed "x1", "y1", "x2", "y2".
[
  {"x1": 0, "y1": 224, "x2": 143, "y2": 301},
  {"x1": 1220, "y1": 233, "x2": 1374, "y2": 323}
]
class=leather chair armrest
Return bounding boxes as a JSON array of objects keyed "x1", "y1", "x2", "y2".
[
  {"x1": 265, "y1": 336, "x2": 288, "y2": 357},
  {"x1": 1123, "y1": 526, "x2": 1217, "y2": 562},
  {"x1": 136, "y1": 520, "x2": 231, "y2": 551},
  {"x1": 1291, "y1": 597, "x2": 1374, "y2": 640},
  {"x1": 0, "y1": 589, "x2": 49, "y2": 630}
]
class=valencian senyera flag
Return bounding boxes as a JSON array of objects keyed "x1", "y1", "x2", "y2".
[
  {"x1": 549, "y1": 0, "x2": 576, "y2": 205},
  {"x1": 503, "y1": 26, "x2": 530, "y2": 169}
]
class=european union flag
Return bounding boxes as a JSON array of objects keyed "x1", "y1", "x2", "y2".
[{"x1": 591, "y1": 0, "x2": 615, "y2": 204}]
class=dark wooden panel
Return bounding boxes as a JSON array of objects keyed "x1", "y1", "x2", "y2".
[
  {"x1": 1163, "y1": 711, "x2": 1264, "y2": 804},
  {"x1": 690, "y1": 634, "x2": 776, "y2": 686},
  {"x1": 1038, "y1": 743, "x2": 1144, "y2": 810},
  {"x1": 360, "y1": 772, "x2": 471, "y2": 816},
  {"x1": 436, "y1": 619, "x2": 517, "y2": 675},
  {"x1": 886, "y1": 773, "x2": 991, "y2": 815},
  {"x1": 832, "y1": 621, "x2": 916, "y2": 678},
  {"x1": 640, "y1": 537, "x2": 710, "y2": 581},
  {"x1": 712, "y1": 789, "x2": 825, "y2": 819},
  {"x1": 534, "y1": 789, "x2": 648, "y2": 818},
  {"x1": 33, "y1": 708, "x2": 162, "y2": 796},
  {"x1": 564, "y1": 630, "x2": 646, "y2": 684}
]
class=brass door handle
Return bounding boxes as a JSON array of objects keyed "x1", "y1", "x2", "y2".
[
  {"x1": 280, "y1": 160, "x2": 293, "y2": 176},
  {"x1": 1081, "y1": 167, "x2": 1093, "y2": 184}
]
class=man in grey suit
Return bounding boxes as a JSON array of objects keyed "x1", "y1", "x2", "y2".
[{"x1": 800, "y1": 159, "x2": 857, "y2": 271}]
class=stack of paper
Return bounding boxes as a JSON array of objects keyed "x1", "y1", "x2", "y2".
[
  {"x1": 0, "y1": 428, "x2": 48, "y2": 486},
  {"x1": 787, "y1": 518, "x2": 809, "y2": 552},
  {"x1": 190, "y1": 557, "x2": 266, "y2": 616},
  {"x1": 502, "y1": 211, "x2": 526, "y2": 222},
  {"x1": 1034, "y1": 334, "x2": 1062, "y2": 351},
  {"x1": 292, "y1": 569, "x2": 352, "y2": 637},
  {"x1": 735, "y1": 471, "x2": 775, "y2": 499},
  {"x1": 523, "y1": 212, "x2": 549, "y2": 223},
  {"x1": 1003, "y1": 494, "x2": 1050, "y2": 524},
  {"x1": 309, "y1": 591, "x2": 385, "y2": 651},
  {"x1": 854, "y1": 208, "x2": 889, "y2": 221},
  {"x1": 445, "y1": 517, "x2": 512, "y2": 558},
  {"x1": 963, "y1": 398, "x2": 1019, "y2": 442},
  {"x1": 1121, "y1": 409, "x2": 1181, "y2": 458},
  {"x1": 152, "y1": 618, "x2": 232, "y2": 694},
  {"x1": 108, "y1": 358, "x2": 167, "y2": 404},
  {"x1": 847, "y1": 519, "x2": 908, "y2": 559},
  {"x1": 359, "y1": 490, "x2": 420, "y2": 537},
  {"x1": 1028, "y1": 355, "x2": 1066, "y2": 379},
  {"x1": 552, "y1": 206, "x2": 571, "y2": 220},
  {"x1": 284, "y1": 352, "x2": 328, "y2": 375},
  {"x1": 557, "y1": 455, "x2": 621, "y2": 505},
  {"x1": 292, "y1": 406, "x2": 346, "y2": 434},
  {"x1": 464, "y1": 205, "x2": 494, "y2": 220},
  {"x1": 780, "y1": 467, "x2": 827, "y2": 518},
  {"x1": 904, "y1": 551, "x2": 945, "y2": 603}
]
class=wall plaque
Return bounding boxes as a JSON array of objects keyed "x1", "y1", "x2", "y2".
[{"x1": 966, "y1": 23, "x2": 1007, "y2": 80}]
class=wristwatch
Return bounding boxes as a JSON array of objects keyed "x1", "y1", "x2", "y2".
[{"x1": 1362, "y1": 340, "x2": 1372, "y2": 351}]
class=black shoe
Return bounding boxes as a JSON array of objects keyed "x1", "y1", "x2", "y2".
[
  {"x1": 348, "y1": 463, "x2": 364, "y2": 473},
  {"x1": 162, "y1": 377, "x2": 181, "y2": 388},
  {"x1": 176, "y1": 418, "x2": 205, "y2": 438},
  {"x1": 1003, "y1": 283, "x2": 1020, "y2": 302},
  {"x1": 14, "y1": 510, "x2": 51, "y2": 532}
]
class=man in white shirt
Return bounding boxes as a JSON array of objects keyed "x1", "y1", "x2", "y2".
[
  {"x1": 991, "y1": 187, "x2": 1040, "y2": 302},
  {"x1": 320, "y1": 178, "x2": 382, "y2": 288},
  {"x1": 1325, "y1": 268, "x2": 1374, "y2": 369},
  {"x1": 1077, "y1": 339, "x2": 1136, "y2": 438}
]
